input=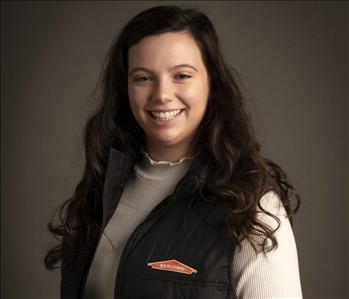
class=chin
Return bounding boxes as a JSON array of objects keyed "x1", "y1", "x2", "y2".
[{"x1": 155, "y1": 137, "x2": 181, "y2": 146}]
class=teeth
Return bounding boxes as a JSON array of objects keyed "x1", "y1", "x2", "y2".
[{"x1": 150, "y1": 109, "x2": 182, "y2": 120}]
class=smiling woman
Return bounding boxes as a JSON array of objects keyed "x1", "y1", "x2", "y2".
[
  {"x1": 128, "y1": 32, "x2": 209, "y2": 162},
  {"x1": 44, "y1": 5, "x2": 302, "y2": 299}
]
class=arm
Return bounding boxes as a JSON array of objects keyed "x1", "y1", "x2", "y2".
[{"x1": 231, "y1": 191, "x2": 303, "y2": 299}]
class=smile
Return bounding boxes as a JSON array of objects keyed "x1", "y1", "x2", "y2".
[{"x1": 149, "y1": 109, "x2": 184, "y2": 121}]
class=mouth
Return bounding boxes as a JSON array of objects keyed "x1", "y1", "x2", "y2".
[{"x1": 147, "y1": 109, "x2": 185, "y2": 121}]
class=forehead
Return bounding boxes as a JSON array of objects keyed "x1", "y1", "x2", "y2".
[{"x1": 128, "y1": 32, "x2": 204, "y2": 69}]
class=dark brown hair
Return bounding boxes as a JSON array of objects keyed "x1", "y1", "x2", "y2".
[{"x1": 45, "y1": 5, "x2": 300, "y2": 270}]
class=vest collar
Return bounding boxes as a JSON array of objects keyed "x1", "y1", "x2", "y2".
[
  {"x1": 101, "y1": 148, "x2": 134, "y2": 229},
  {"x1": 105, "y1": 148, "x2": 135, "y2": 187},
  {"x1": 101, "y1": 147, "x2": 209, "y2": 229}
]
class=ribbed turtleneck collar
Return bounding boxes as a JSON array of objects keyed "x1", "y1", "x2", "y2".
[{"x1": 135, "y1": 149, "x2": 194, "y2": 181}]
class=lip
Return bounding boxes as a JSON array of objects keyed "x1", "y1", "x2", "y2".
[
  {"x1": 147, "y1": 109, "x2": 185, "y2": 127},
  {"x1": 147, "y1": 108, "x2": 185, "y2": 112}
]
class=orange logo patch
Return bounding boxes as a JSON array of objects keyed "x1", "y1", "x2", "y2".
[{"x1": 147, "y1": 259, "x2": 198, "y2": 275}]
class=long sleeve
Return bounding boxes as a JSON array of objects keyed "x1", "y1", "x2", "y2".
[{"x1": 231, "y1": 191, "x2": 303, "y2": 299}]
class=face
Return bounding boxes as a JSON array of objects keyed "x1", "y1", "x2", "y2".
[{"x1": 127, "y1": 31, "x2": 209, "y2": 158}]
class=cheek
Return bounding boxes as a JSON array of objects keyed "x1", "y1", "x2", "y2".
[
  {"x1": 128, "y1": 87, "x2": 146, "y2": 110},
  {"x1": 180, "y1": 81, "x2": 209, "y2": 112},
  {"x1": 127, "y1": 92, "x2": 143, "y2": 123}
]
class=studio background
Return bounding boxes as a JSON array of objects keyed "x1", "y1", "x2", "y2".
[{"x1": 1, "y1": 1, "x2": 348, "y2": 299}]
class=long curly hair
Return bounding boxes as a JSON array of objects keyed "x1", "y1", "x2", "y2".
[{"x1": 44, "y1": 5, "x2": 300, "y2": 270}]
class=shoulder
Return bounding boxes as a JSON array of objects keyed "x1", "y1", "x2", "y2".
[
  {"x1": 258, "y1": 190, "x2": 288, "y2": 219},
  {"x1": 249, "y1": 191, "x2": 291, "y2": 242},
  {"x1": 231, "y1": 191, "x2": 303, "y2": 298}
]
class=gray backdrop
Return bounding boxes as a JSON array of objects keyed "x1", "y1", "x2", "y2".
[{"x1": 1, "y1": 1, "x2": 348, "y2": 299}]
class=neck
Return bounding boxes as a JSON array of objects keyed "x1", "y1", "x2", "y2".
[{"x1": 145, "y1": 142, "x2": 193, "y2": 163}]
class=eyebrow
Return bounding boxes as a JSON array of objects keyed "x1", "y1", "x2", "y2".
[{"x1": 129, "y1": 64, "x2": 198, "y2": 75}]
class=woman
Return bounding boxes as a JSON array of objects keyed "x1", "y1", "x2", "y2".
[{"x1": 45, "y1": 5, "x2": 303, "y2": 299}]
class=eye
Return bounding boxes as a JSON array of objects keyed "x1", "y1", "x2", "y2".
[
  {"x1": 175, "y1": 73, "x2": 192, "y2": 80},
  {"x1": 134, "y1": 75, "x2": 152, "y2": 82}
]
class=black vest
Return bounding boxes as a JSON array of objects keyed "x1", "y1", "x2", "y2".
[{"x1": 61, "y1": 148, "x2": 237, "y2": 299}]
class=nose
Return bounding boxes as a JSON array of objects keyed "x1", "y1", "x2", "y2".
[{"x1": 151, "y1": 78, "x2": 173, "y2": 103}]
